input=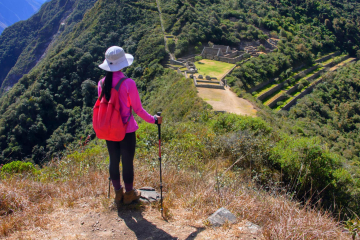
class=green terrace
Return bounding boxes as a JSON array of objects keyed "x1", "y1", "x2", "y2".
[
  {"x1": 272, "y1": 56, "x2": 356, "y2": 111},
  {"x1": 254, "y1": 51, "x2": 340, "y2": 100},
  {"x1": 250, "y1": 52, "x2": 352, "y2": 111},
  {"x1": 321, "y1": 53, "x2": 347, "y2": 66},
  {"x1": 261, "y1": 65, "x2": 324, "y2": 106}
]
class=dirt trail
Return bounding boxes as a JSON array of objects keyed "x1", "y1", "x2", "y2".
[
  {"x1": 197, "y1": 87, "x2": 257, "y2": 117},
  {"x1": 8, "y1": 200, "x2": 261, "y2": 240}
]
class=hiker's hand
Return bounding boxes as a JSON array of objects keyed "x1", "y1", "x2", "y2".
[{"x1": 155, "y1": 115, "x2": 162, "y2": 124}]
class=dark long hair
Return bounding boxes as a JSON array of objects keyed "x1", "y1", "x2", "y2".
[{"x1": 100, "y1": 72, "x2": 113, "y2": 101}]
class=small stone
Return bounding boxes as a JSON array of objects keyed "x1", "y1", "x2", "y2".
[
  {"x1": 207, "y1": 207, "x2": 237, "y2": 227},
  {"x1": 81, "y1": 221, "x2": 84, "y2": 225},
  {"x1": 238, "y1": 220, "x2": 261, "y2": 234}
]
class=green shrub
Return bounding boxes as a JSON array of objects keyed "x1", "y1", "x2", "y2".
[
  {"x1": 195, "y1": 56, "x2": 203, "y2": 62},
  {"x1": 243, "y1": 53, "x2": 251, "y2": 59},
  {"x1": 270, "y1": 136, "x2": 354, "y2": 211},
  {"x1": 209, "y1": 113, "x2": 272, "y2": 135},
  {"x1": 1, "y1": 161, "x2": 36, "y2": 174},
  {"x1": 168, "y1": 39, "x2": 175, "y2": 53}
]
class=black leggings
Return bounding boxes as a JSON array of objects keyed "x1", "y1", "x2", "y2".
[{"x1": 106, "y1": 132, "x2": 136, "y2": 184}]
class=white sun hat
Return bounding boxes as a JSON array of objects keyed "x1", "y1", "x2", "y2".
[{"x1": 98, "y1": 46, "x2": 134, "y2": 72}]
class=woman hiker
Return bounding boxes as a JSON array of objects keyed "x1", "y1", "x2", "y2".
[{"x1": 97, "y1": 46, "x2": 162, "y2": 205}]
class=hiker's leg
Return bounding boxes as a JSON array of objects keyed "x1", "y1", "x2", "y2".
[
  {"x1": 106, "y1": 140, "x2": 122, "y2": 190},
  {"x1": 120, "y1": 132, "x2": 136, "y2": 192}
]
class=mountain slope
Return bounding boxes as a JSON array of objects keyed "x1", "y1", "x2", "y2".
[
  {"x1": 0, "y1": 0, "x2": 97, "y2": 95},
  {"x1": 0, "y1": 0, "x2": 360, "y2": 220},
  {"x1": 0, "y1": 0, "x2": 43, "y2": 34},
  {"x1": 0, "y1": 0, "x2": 165, "y2": 164}
]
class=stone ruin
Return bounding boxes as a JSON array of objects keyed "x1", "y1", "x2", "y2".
[
  {"x1": 201, "y1": 45, "x2": 245, "y2": 64},
  {"x1": 186, "y1": 61, "x2": 198, "y2": 73}
]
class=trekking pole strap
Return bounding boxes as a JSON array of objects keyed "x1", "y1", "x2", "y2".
[{"x1": 108, "y1": 179, "x2": 110, "y2": 198}]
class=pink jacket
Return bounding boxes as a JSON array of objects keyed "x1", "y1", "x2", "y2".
[{"x1": 97, "y1": 71, "x2": 155, "y2": 133}]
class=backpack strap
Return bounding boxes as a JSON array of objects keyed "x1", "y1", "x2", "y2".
[
  {"x1": 114, "y1": 77, "x2": 133, "y2": 124},
  {"x1": 114, "y1": 77, "x2": 128, "y2": 91}
]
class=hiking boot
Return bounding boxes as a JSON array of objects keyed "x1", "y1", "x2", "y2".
[
  {"x1": 114, "y1": 188, "x2": 124, "y2": 204},
  {"x1": 123, "y1": 189, "x2": 141, "y2": 205}
]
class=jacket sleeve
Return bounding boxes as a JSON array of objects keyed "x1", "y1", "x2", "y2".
[{"x1": 127, "y1": 79, "x2": 156, "y2": 124}]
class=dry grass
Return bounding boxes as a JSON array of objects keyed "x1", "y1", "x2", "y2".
[
  {"x1": 0, "y1": 144, "x2": 353, "y2": 239},
  {"x1": 0, "y1": 170, "x2": 108, "y2": 237},
  {"x1": 136, "y1": 159, "x2": 350, "y2": 239}
]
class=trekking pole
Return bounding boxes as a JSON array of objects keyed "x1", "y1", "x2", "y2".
[
  {"x1": 157, "y1": 112, "x2": 163, "y2": 216},
  {"x1": 108, "y1": 177, "x2": 111, "y2": 198}
]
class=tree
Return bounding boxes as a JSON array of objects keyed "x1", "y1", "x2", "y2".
[
  {"x1": 257, "y1": 45, "x2": 266, "y2": 52},
  {"x1": 168, "y1": 39, "x2": 175, "y2": 53}
]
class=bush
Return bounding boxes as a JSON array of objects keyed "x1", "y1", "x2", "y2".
[
  {"x1": 168, "y1": 39, "x2": 175, "y2": 53},
  {"x1": 1, "y1": 161, "x2": 36, "y2": 174},
  {"x1": 299, "y1": 79, "x2": 309, "y2": 87},
  {"x1": 243, "y1": 53, "x2": 251, "y2": 59},
  {"x1": 195, "y1": 56, "x2": 202, "y2": 62},
  {"x1": 270, "y1": 136, "x2": 353, "y2": 210},
  {"x1": 258, "y1": 45, "x2": 266, "y2": 52}
]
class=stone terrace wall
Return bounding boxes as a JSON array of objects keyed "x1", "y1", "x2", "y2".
[
  {"x1": 258, "y1": 80, "x2": 288, "y2": 101},
  {"x1": 248, "y1": 64, "x2": 305, "y2": 93},
  {"x1": 315, "y1": 51, "x2": 340, "y2": 63},
  {"x1": 248, "y1": 78, "x2": 275, "y2": 93},
  {"x1": 196, "y1": 84, "x2": 225, "y2": 89},
  {"x1": 268, "y1": 94, "x2": 287, "y2": 108},
  {"x1": 282, "y1": 78, "x2": 324, "y2": 111},
  {"x1": 170, "y1": 60, "x2": 185, "y2": 66}
]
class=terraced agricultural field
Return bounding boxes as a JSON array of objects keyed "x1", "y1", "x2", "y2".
[
  {"x1": 251, "y1": 53, "x2": 353, "y2": 110},
  {"x1": 279, "y1": 57, "x2": 356, "y2": 111}
]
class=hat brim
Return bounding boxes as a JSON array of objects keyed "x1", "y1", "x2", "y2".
[{"x1": 98, "y1": 53, "x2": 134, "y2": 72}]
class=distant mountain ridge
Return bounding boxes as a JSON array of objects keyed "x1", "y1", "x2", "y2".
[{"x1": 0, "y1": 0, "x2": 47, "y2": 34}]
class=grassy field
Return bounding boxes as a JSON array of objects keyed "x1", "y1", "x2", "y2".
[{"x1": 194, "y1": 59, "x2": 235, "y2": 79}]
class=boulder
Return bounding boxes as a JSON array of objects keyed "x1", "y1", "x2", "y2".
[
  {"x1": 206, "y1": 75, "x2": 211, "y2": 80},
  {"x1": 207, "y1": 207, "x2": 237, "y2": 227}
]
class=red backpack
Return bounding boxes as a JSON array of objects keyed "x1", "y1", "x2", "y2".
[{"x1": 93, "y1": 77, "x2": 131, "y2": 141}]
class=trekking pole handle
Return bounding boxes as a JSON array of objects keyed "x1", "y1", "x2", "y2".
[{"x1": 157, "y1": 112, "x2": 161, "y2": 140}]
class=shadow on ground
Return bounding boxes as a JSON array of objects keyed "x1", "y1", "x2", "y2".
[{"x1": 117, "y1": 204, "x2": 205, "y2": 240}]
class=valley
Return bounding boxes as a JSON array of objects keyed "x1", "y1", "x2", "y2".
[{"x1": 1, "y1": 0, "x2": 360, "y2": 238}]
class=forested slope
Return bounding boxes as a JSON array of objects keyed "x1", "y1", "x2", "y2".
[
  {"x1": 0, "y1": 0, "x2": 97, "y2": 94},
  {"x1": 0, "y1": 0, "x2": 360, "y2": 219},
  {"x1": 288, "y1": 61, "x2": 360, "y2": 176},
  {"x1": 0, "y1": 0, "x2": 166, "y2": 164}
]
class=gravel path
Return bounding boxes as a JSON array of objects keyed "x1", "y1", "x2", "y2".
[{"x1": 197, "y1": 87, "x2": 257, "y2": 116}]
